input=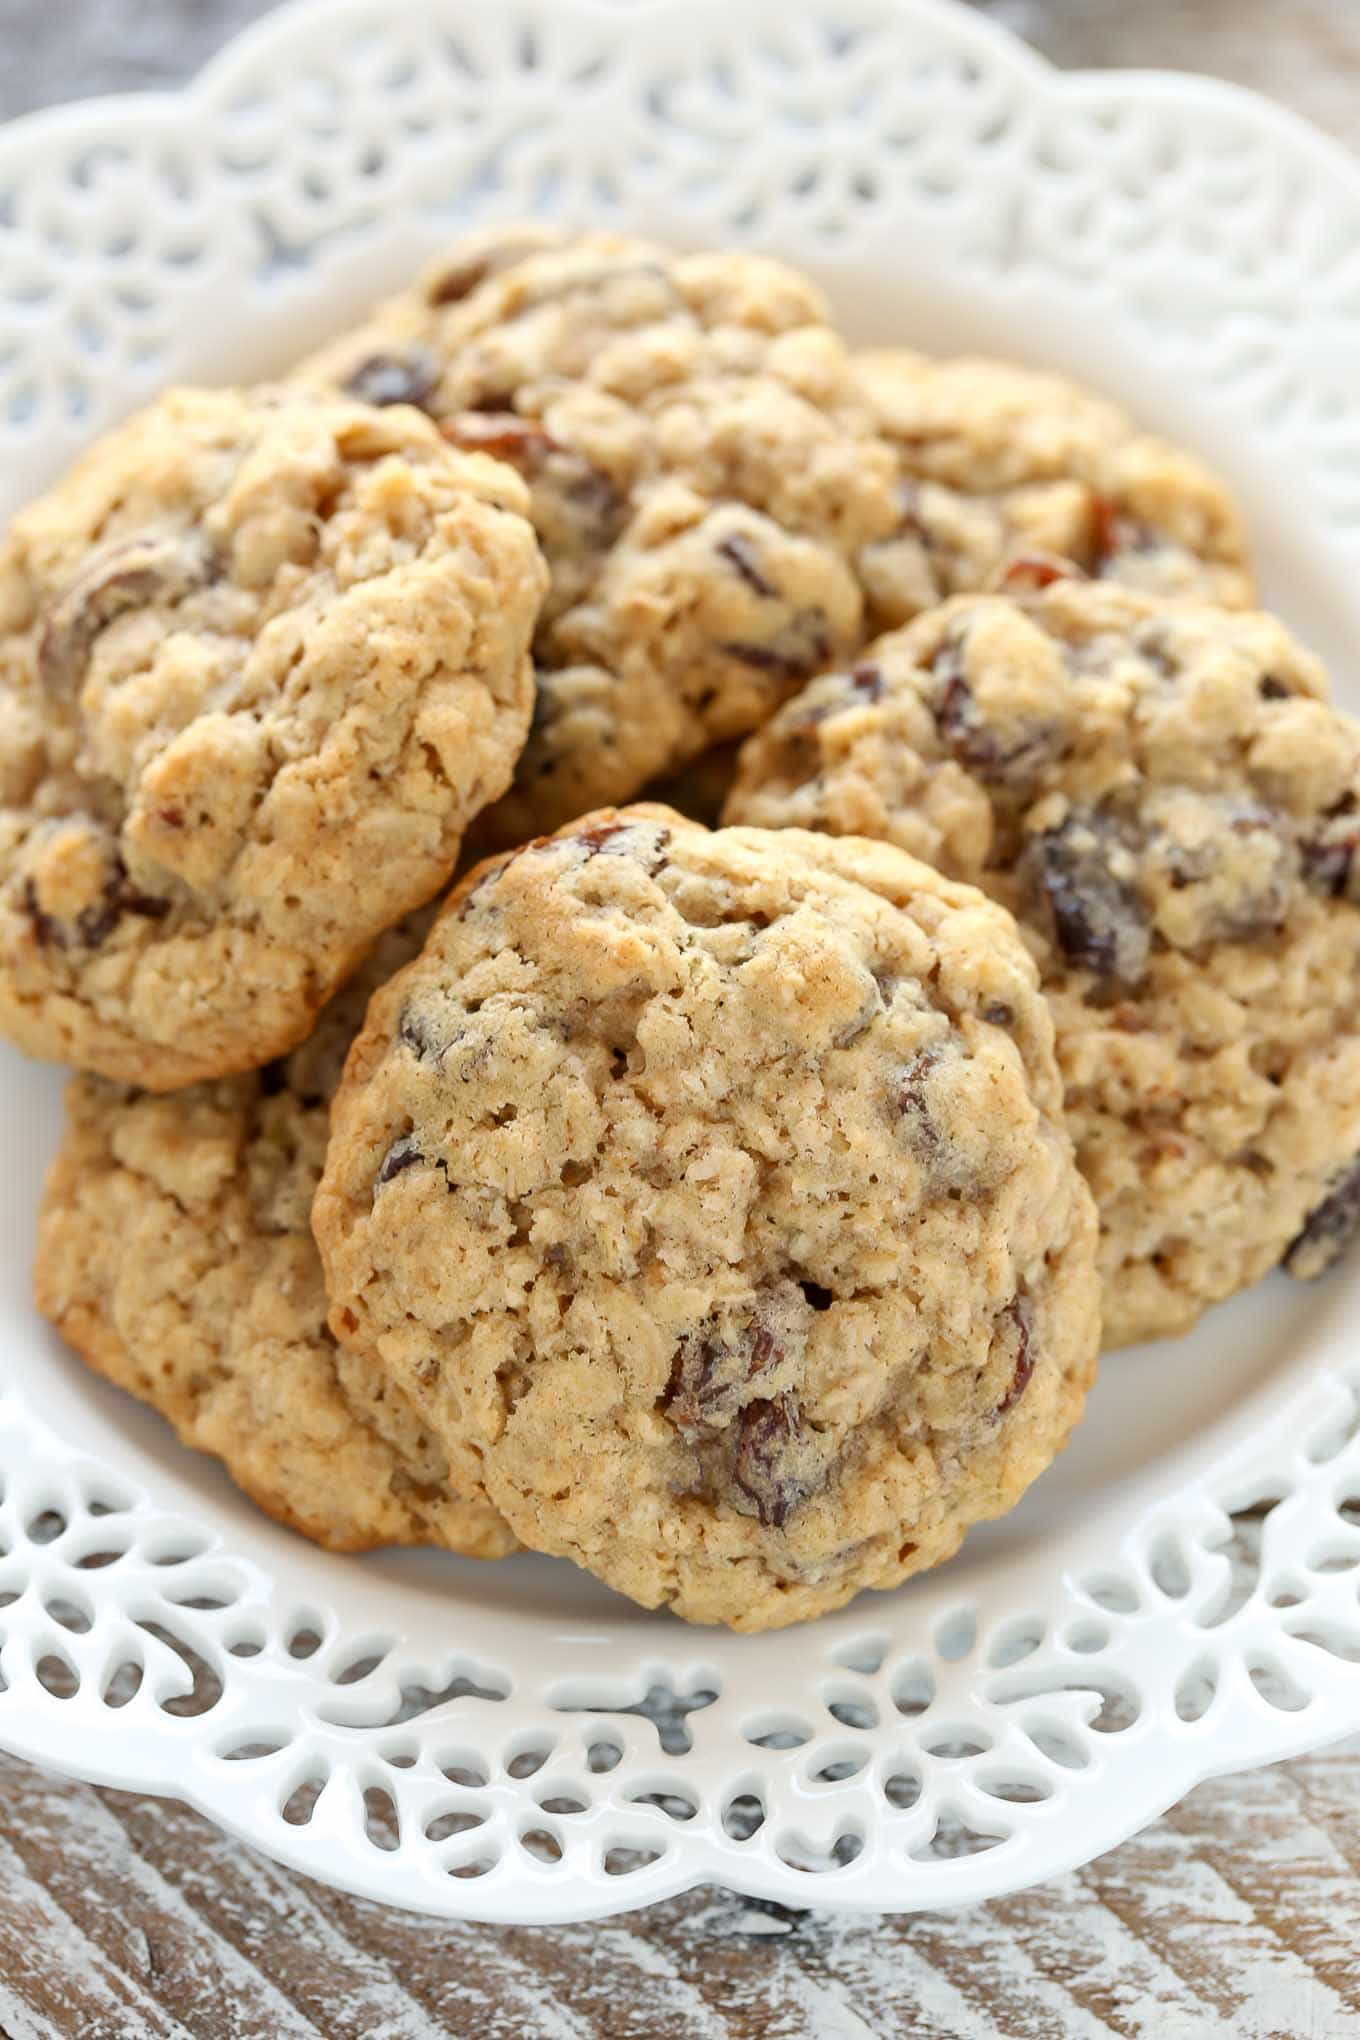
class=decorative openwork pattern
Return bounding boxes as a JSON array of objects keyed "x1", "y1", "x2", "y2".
[
  {"x1": 2, "y1": 1364, "x2": 1359, "y2": 1921},
  {"x1": 0, "y1": 0, "x2": 1358, "y2": 1922}
]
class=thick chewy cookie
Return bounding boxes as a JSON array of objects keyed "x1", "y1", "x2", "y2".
[
  {"x1": 301, "y1": 226, "x2": 900, "y2": 839},
  {"x1": 726, "y1": 580, "x2": 1360, "y2": 1345},
  {"x1": 313, "y1": 808, "x2": 1099, "y2": 1629},
  {"x1": 0, "y1": 384, "x2": 545, "y2": 1088},
  {"x1": 855, "y1": 350, "x2": 1252, "y2": 631},
  {"x1": 34, "y1": 920, "x2": 517, "y2": 1558}
]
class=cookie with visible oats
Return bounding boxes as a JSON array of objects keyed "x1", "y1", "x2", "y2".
[
  {"x1": 313, "y1": 807, "x2": 1098, "y2": 1630},
  {"x1": 0, "y1": 384, "x2": 545, "y2": 1088},
  {"x1": 300, "y1": 225, "x2": 900, "y2": 842},
  {"x1": 34, "y1": 919, "x2": 517, "y2": 1559},
  {"x1": 854, "y1": 349, "x2": 1252, "y2": 632},
  {"x1": 726, "y1": 579, "x2": 1360, "y2": 1345}
]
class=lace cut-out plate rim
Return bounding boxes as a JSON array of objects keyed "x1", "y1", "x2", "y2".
[{"x1": 0, "y1": 0, "x2": 1359, "y2": 1923}]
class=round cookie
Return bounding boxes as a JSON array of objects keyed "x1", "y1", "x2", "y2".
[
  {"x1": 313, "y1": 807, "x2": 1099, "y2": 1630},
  {"x1": 0, "y1": 384, "x2": 546, "y2": 1088},
  {"x1": 854, "y1": 349, "x2": 1252, "y2": 632},
  {"x1": 725, "y1": 580, "x2": 1360, "y2": 1345},
  {"x1": 34, "y1": 919, "x2": 517, "y2": 1559},
  {"x1": 300, "y1": 226, "x2": 900, "y2": 840}
]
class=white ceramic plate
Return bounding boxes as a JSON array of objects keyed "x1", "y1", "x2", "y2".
[{"x1": 1, "y1": 0, "x2": 1359, "y2": 1926}]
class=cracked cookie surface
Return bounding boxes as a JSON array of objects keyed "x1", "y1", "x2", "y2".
[
  {"x1": 313, "y1": 807, "x2": 1098, "y2": 1629},
  {"x1": 300, "y1": 225, "x2": 900, "y2": 841},
  {"x1": 34, "y1": 918, "x2": 517, "y2": 1558},
  {"x1": 726, "y1": 580, "x2": 1360, "y2": 1344},
  {"x1": 0, "y1": 384, "x2": 545, "y2": 1088},
  {"x1": 854, "y1": 349, "x2": 1252, "y2": 632}
]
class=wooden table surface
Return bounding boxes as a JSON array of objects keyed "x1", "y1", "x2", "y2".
[{"x1": 3, "y1": 4, "x2": 1360, "y2": 2035}]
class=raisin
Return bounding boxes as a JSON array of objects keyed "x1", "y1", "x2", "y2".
[
  {"x1": 932, "y1": 642, "x2": 968, "y2": 723},
  {"x1": 1116, "y1": 629, "x2": 1170, "y2": 682},
  {"x1": 716, "y1": 532, "x2": 777, "y2": 599},
  {"x1": 1283, "y1": 1158, "x2": 1360, "y2": 1280},
  {"x1": 398, "y1": 1007, "x2": 438, "y2": 1058},
  {"x1": 666, "y1": 1318, "x2": 782, "y2": 1435},
  {"x1": 571, "y1": 819, "x2": 664, "y2": 873},
  {"x1": 577, "y1": 821, "x2": 626, "y2": 858},
  {"x1": 27, "y1": 854, "x2": 171, "y2": 952},
  {"x1": 725, "y1": 642, "x2": 807, "y2": 680},
  {"x1": 426, "y1": 235, "x2": 539, "y2": 307},
  {"x1": 21, "y1": 878, "x2": 63, "y2": 949},
  {"x1": 1027, "y1": 811, "x2": 1150, "y2": 981},
  {"x1": 846, "y1": 662, "x2": 883, "y2": 703},
  {"x1": 75, "y1": 899, "x2": 121, "y2": 948},
  {"x1": 458, "y1": 422, "x2": 626, "y2": 548},
  {"x1": 995, "y1": 1294, "x2": 1035, "y2": 1415},
  {"x1": 85, "y1": 859, "x2": 170, "y2": 946},
  {"x1": 787, "y1": 694, "x2": 839, "y2": 733},
  {"x1": 1302, "y1": 825, "x2": 1360, "y2": 899},
  {"x1": 376, "y1": 1137, "x2": 423, "y2": 1187},
  {"x1": 931, "y1": 642, "x2": 1054, "y2": 781},
  {"x1": 342, "y1": 347, "x2": 440, "y2": 411},
  {"x1": 665, "y1": 1343, "x2": 716, "y2": 1432},
  {"x1": 426, "y1": 255, "x2": 491, "y2": 306},
  {"x1": 1087, "y1": 494, "x2": 1160, "y2": 571},
  {"x1": 723, "y1": 614, "x2": 831, "y2": 684},
  {"x1": 112, "y1": 868, "x2": 168, "y2": 928},
  {"x1": 995, "y1": 550, "x2": 1084, "y2": 595},
  {"x1": 832, "y1": 980, "x2": 883, "y2": 1046},
  {"x1": 1260, "y1": 675, "x2": 1291, "y2": 702},
  {"x1": 895, "y1": 1043, "x2": 946, "y2": 1155},
  {"x1": 443, "y1": 412, "x2": 558, "y2": 463},
  {"x1": 560, "y1": 463, "x2": 625, "y2": 544},
  {"x1": 39, "y1": 535, "x2": 214, "y2": 696},
  {"x1": 23, "y1": 855, "x2": 170, "y2": 952},
  {"x1": 1092, "y1": 506, "x2": 1163, "y2": 573},
  {"x1": 731, "y1": 1396, "x2": 812, "y2": 1529}
]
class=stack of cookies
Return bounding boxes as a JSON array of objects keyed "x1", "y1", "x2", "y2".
[{"x1": 11, "y1": 227, "x2": 1359, "y2": 1631}]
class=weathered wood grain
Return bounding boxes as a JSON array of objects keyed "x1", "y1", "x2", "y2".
[
  {"x1": 5, "y1": 0, "x2": 1360, "y2": 141},
  {"x1": 3, "y1": 5, "x2": 1360, "y2": 2037},
  {"x1": 989, "y1": 0, "x2": 1360, "y2": 145},
  {"x1": 3, "y1": 1743, "x2": 1360, "y2": 2039}
]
